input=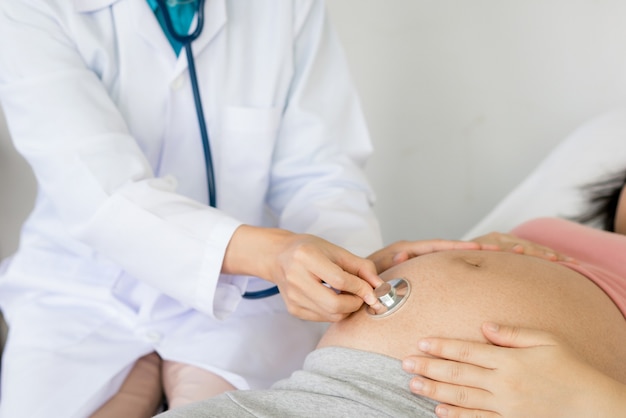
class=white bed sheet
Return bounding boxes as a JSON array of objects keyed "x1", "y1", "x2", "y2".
[{"x1": 464, "y1": 108, "x2": 626, "y2": 239}]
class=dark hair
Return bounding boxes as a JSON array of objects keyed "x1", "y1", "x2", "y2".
[{"x1": 573, "y1": 169, "x2": 626, "y2": 232}]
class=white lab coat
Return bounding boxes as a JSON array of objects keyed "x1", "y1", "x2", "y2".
[{"x1": 0, "y1": 0, "x2": 382, "y2": 416}]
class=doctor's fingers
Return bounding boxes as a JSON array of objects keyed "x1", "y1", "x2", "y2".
[
  {"x1": 292, "y1": 245, "x2": 382, "y2": 308},
  {"x1": 318, "y1": 244, "x2": 383, "y2": 289},
  {"x1": 318, "y1": 265, "x2": 383, "y2": 308},
  {"x1": 280, "y1": 279, "x2": 361, "y2": 322},
  {"x1": 276, "y1": 232, "x2": 382, "y2": 292},
  {"x1": 272, "y1": 260, "x2": 361, "y2": 320}
]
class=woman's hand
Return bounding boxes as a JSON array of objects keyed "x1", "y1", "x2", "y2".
[
  {"x1": 367, "y1": 239, "x2": 486, "y2": 273},
  {"x1": 471, "y1": 232, "x2": 575, "y2": 262},
  {"x1": 223, "y1": 225, "x2": 385, "y2": 322},
  {"x1": 402, "y1": 323, "x2": 626, "y2": 418}
]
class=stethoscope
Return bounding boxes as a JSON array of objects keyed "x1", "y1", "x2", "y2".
[
  {"x1": 366, "y1": 278, "x2": 411, "y2": 318},
  {"x1": 156, "y1": 0, "x2": 279, "y2": 299}
]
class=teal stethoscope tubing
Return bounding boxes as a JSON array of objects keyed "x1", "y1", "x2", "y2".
[
  {"x1": 155, "y1": 0, "x2": 215, "y2": 208},
  {"x1": 155, "y1": 0, "x2": 279, "y2": 299}
]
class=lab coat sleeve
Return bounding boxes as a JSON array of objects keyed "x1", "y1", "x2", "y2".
[
  {"x1": 0, "y1": 0, "x2": 240, "y2": 317},
  {"x1": 268, "y1": 0, "x2": 383, "y2": 256}
]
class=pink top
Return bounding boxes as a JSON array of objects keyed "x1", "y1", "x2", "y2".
[{"x1": 511, "y1": 217, "x2": 626, "y2": 319}]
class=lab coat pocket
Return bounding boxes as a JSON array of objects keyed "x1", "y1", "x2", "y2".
[{"x1": 217, "y1": 106, "x2": 281, "y2": 223}]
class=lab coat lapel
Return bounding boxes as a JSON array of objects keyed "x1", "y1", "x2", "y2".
[
  {"x1": 129, "y1": 0, "x2": 175, "y2": 62},
  {"x1": 76, "y1": 0, "x2": 174, "y2": 62},
  {"x1": 76, "y1": 0, "x2": 226, "y2": 73}
]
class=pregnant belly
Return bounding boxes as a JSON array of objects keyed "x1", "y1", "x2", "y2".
[{"x1": 318, "y1": 250, "x2": 626, "y2": 382}]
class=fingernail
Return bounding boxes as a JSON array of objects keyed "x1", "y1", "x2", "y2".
[
  {"x1": 418, "y1": 340, "x2": 430, "y2": 352},
  {"x1": 410, "y1": 378, "x2": 424, "y2": 391},
  {"x1": 436, "y1": 405, "x2": 449, "y2": 417},
  {"x1": 364, "y1": 294, "x2": 376, "y2": 305},
  {"x1": 402, "y1": 359, "x2": 415, "y2": 371},
  {"x1": 485, "y1": 322, "x2": 500, "y2": 332},
  {"x1": 372, "y1": 302, "x2": 384, "y2": 312}
]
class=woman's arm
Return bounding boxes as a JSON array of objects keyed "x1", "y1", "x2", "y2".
[{"x1": 402, "y1": 323, "x2": 626, "y2": 418}]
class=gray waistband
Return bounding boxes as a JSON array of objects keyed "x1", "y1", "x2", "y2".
[
  {"x1": 158, "y1": 346, "x2": 438, "y2": 418},
  {"x1": 268, "y1": 346, "x2": 438, "y2": 417}
]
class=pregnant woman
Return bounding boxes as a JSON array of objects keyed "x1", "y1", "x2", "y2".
[{"x1": 158, "y1": 216, "x2": 626, "y2": 417}]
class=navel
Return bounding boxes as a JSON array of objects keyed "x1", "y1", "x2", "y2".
[{"x1": 458, "y1": 255, "x2": 484, "y2": 268}]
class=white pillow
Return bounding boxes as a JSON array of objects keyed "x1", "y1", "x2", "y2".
[{"x1": 463, "y1": 108, "x2": 626, "y2": 239}]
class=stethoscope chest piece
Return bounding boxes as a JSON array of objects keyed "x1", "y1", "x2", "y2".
[{"x1": 367, "y1": 278, "x2": 411, "y2": 318}]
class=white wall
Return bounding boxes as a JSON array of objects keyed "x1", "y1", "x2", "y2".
[
  {"x1": 2, "y1": 0, "x2": 626, "y2": 258},
  {"x1": 328, "y1": 0, "x2": 626, "y2": 243}
]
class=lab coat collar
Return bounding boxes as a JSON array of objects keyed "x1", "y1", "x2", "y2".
[{"x1": 73, "y1": 0, "x2": 226, "y2": 75}]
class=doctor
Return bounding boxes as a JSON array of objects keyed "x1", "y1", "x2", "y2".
[{"x1": 0, "y1": 0, "x2": 391, "y2": 416}]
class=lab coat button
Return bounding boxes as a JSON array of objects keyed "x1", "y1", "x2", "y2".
[
  {"x1": 171, "y1": 76, "x2": 185, "y2": 90},
  {"x1": 145, "y1": 330, "x2": 162, "y2": 343}
]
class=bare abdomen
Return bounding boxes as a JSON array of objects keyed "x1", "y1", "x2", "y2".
[{"x1": 318, "y1": 250, "x2": 626, "y2": 383}]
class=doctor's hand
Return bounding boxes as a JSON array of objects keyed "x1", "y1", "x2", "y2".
[
  {"x1": 223, "y1": 225, "x2": 384, "y2": 322},
  {"x1": 367, "y1": 239, "x2": 485, "y2": 273},
  {"x1": 402, "y1": 323, "x2": 626, "y2": 418}
]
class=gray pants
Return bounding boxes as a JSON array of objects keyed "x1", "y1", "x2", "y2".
[{"x1": 156, "y1": 346, "x2": 438, "y2": 418}]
